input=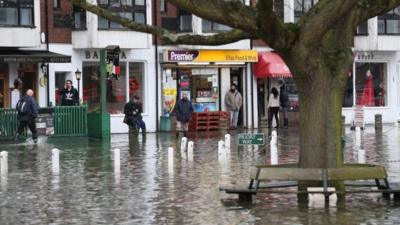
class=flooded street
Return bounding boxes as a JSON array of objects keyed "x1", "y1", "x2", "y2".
[{"x1": 1, "y1": 126, "x2": 400, "y2": 224}]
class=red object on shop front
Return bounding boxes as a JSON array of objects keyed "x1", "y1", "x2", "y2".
[
  {"x1": 358, "y1": 73, "x2": 375, "y2": 106},
  {"x1": 253, "y1": 52, "x2": 292, "y2": 78}
]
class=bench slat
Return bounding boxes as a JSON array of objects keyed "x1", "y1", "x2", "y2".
[
  {"x1": 328, "y1": 167, "x2": 387, "y2": 180},
  {"x1": 257, "y1": 168, "x2": 324, "y2": 181}
]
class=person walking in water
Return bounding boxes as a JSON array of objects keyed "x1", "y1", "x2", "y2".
[
  {"x1": 224, "y1": 84, "x2": 242, "y2": 129},
  {"x1": 268, "y1": 87, "x2": 280, "y2": 128},
  {"x1": 14, "y1": 89, "x2": 38, "y2": 143},
  {"x1": 175, "y1": 92, "x2": 193, "y2": 137}
]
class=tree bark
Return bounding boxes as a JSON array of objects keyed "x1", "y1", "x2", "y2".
[{"x1": 296, "y1": 66, "x2": 346, "y2": 169}]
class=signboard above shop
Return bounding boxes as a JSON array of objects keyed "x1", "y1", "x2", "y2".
[{"x1": 163, "y1": 49, "x2": 258, "y2": 63}]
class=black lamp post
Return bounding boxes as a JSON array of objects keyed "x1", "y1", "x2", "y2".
[{"x1": 75, "y1": 69, "x2": 82, "y2": 103}]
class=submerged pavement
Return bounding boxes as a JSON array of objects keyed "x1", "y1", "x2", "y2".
[{"x1": 0, "y1": 126, "x2": 400, "y2": 224}]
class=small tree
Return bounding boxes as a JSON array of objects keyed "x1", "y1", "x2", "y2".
[{"x1": 71, "y1": 0, "x2": 400, "y2": 183}]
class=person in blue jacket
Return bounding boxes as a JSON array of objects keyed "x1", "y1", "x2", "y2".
[
  {"x1": 14, "y1": 89, "x2": 38, "y2": 143},
  {"x1": 175, "y1": 92, "x2": 193, "y2": 137}
]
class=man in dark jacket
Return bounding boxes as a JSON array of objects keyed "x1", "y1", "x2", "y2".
[
  {"x1": 175, "y1": 92, "x2": 193, "y2": 137},
  {"x1": 60, "y1": 80, "x2": 79, "y2": 106},
  {"x1": 14, "y1": 89, "x2": 38, "y2": 143},
  {"x1": 124, "y1": 95, "x2": 146, "y2": 134},
  {"x1": 280, "y1": 85, "x2": 290, "y2": 129}
]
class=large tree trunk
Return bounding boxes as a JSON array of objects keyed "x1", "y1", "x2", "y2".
[{"x1": 297, "y1": 67, "x2": 345, "y2": 169}]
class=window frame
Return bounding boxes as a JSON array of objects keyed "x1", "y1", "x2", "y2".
[
  {"x1": 294, "y1": 0, "x2": 318, "y2": 22},
  {"x1": 97, "y1": 0, "x2": 147, "y2": 30},
  {"x1": 72, "y1": 6, "x2": 87, "y2": 30},
  {"x1": 160, "y1": 0, "x2": 167, "y2": 13},
  {"x1": 0, "y1": 0, "x2": 34, "y2": 27},
  {"x1": 378, "y1": 7, "x2": 400, "y2": 35},
  {"x1": 356, "y1": 21, "x2": 369, "y2": 36}
]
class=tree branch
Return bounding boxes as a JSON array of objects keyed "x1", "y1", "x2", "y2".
[
  {"x1": 255, "y1": 0, "x2": 295, "y2": 52},
  {"x1": 167, "y1": 0, "x2": 258, "y2": 34},
  {"x1": 70, "y1": 0, "x2": 254, "y2": 45},
  {"x1": 299, "y1": 0, "x2": 360, "y2": 47},
  {"x1": 355, "y1": 0, "x2": 400, "y2": 24}
]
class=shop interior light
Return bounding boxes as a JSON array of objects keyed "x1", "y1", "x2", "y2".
[
  {"x1": 177, "y1": 62, "x2": 210, "y2": 65},
  {"x1": 215, "y1": 62, "x2": 245, "y2": 65}
]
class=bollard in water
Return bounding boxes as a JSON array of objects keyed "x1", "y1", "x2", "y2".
[
  {"x1": 270, "y1": 145, "x2": 278, "y2": 165},
  {"x1": 375, "y1": 114, "x2": 382, "y2": 131},
  {"x1": 218, "y1": 140, "x2": 225, "y2": 154},
  {"x1": 224, "y1": 134, "x2": 231, "y2": 150},
  {"x1": 181, "y1": 137, "x2": 188, "y2": 152},
  {"x1": 168, "y1": 147, "x2": 174, "y2": 174},
  {"x1": 358, "y1": 149, "x2": 366, "y2": 164},
  {"x1": 355, "y1": 127, "x2": 361, "y2": 147},
  {"x1": 0, "y1": 151, "x2": 8, "y2": 176},
  {"x1": 188, "y1": 141, "x2": 194, "y2": 162},
  {"x1": 114, "y1": 148, "x2": 121, "y2": 174},
  {"x1": 52, "y1": 149, "x2": 60, "y2": 175}
]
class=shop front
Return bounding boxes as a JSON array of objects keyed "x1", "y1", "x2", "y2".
[
  {"x1": 342, "y1": 51, "x2": 399, "y2": 124},
  {"x1": 160, "y1": 49, "x2": 257, "y2": 130},
  {"x1": 253, "y1": 51, "x2": 296, "y2": 126},
  {"x1": 0, "y1": 49, "x2": 71, "y2": 108},
  {"x1": 77, "y1": 48, "x2": 155, "y2": 133}
]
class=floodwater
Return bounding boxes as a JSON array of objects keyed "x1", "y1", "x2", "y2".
[{"x1": 0, "y1": 126, "x2": 400, "y2": 224}]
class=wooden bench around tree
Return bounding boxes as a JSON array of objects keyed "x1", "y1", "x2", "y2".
[{"x1": 221, "y1": 163, "x2": 400, "y2": 203}]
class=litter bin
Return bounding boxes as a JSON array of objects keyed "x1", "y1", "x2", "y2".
[{"x1": 160, "y1": 116, "x2": 171, "y2": 131}]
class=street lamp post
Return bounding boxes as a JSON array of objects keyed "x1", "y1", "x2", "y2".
[{"x1": 75, "y1": 69, "x2": 82, "y2": 104}]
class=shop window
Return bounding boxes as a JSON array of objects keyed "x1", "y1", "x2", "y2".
[
  {"x1": 355, "y1": 63, "x2": 387, "y2": 107},
  {"x1": 73, "y1": 6, "x2": 87, "y2": 29},
  {"x1": 294, "y1": 0, "x2": 318, "y2": 23},
  {"x1": 97, "y1": 0, "x2": 146, "y2": 29},
  {"x1": 129, "y1": 62, "x2": 145, "y2": 111},
  {"x1": 178, "y1": 68, "x2": 219, "y2": 112},
  {"x1": 82, "y1": 62, "x2": 127, "y2": 114},
  {"x1": 342, "y1": 72, "x2": 354, "y2": 107},
  {"x1": 0, "y1": 0, "x2": 34, "y2": 26},
  {"x1": 282, "y1": 78, "x2": 299, "y2": 111},
  {"x1": 378, "y1": 6, "x2": 400, "y2": 35}
]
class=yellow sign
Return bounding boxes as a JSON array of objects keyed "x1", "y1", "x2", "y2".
[{"x1": 164, "y1": 49, "x2": 258, "y2": 63}]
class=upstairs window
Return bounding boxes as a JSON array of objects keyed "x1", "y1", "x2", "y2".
[
  {"x1": 356, "y1": 21, "x2": 368, "y2": 35},
  {"x1": 202, "y1": 20, "x2": 231, "y2": 33},
  {"x1": 178, "y1": 9, "x2": 192, "y2": 32},
  {"x1": 0, "y1": 0, "x2": 34, "y2": 26},
  {"x1": 378, "y1": 6, "x2": 400, "y2": 35},
  {"x1": 294, "y1": 0, "x2": 318, "y2": 23},
  {"x1": 97, "y1": 0, "x2": 146, "y2": 30},
  {"x1": 73, "y1": 6, "x2": 87, "y2": 30}
]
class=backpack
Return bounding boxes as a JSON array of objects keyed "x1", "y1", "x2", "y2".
[{"x1": 16, "y1": 98, "x2": 30, "y2": 115}]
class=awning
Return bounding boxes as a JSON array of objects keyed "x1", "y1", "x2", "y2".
[
  {"x1": 0, "y1": 49, "x2": 71, "y2": 63},
  {"x1": 253, "y1": 51, "x2": 292, "y2": 78}
]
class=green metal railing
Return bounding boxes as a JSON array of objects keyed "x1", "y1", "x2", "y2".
[
  {"x1": 0, "y1": 108, "x2": 19, "y2": 140},
  {"x1": 54, "y1": 106, "x2": 88, "y2": 137}
]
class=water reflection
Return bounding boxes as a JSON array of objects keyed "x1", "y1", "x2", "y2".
[{"x1": 0, "y1": 126, "x2": 399, "y2": 224}]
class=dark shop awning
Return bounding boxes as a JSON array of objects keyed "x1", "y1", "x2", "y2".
[
  {"x1": 253, "y1": 51, "x2": 292, "y2": 78},
  {"x1": 0, "y1": 49, "x2": 71, "y2": 63}
]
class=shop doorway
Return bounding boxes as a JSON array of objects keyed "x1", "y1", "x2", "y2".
[
  {"x1": 230, "y1": 68, "x2": 243, "y2": 126},
  {"x1": 20, "y1": 64, "x2": 38, "y2": 100},
  {"x1": 0, "y1": 64, "x2": 9, "y2": 108}
]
